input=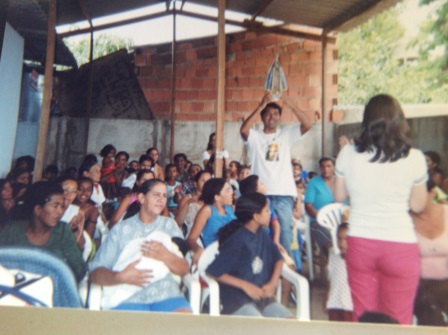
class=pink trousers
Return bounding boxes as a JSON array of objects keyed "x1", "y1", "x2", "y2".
[{"x1": 346, "y1": 236, "x2": 420, "y2": 325}]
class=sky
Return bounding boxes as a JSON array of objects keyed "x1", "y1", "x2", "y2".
[
  {"x1": 58, "y1": 0, "x2": 442, "y2": 48},
  {"x1": 58, "y1": 2, "x2": 265, "y2": 46}
]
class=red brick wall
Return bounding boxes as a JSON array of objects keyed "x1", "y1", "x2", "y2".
[{"x1": 135, "y1": 30, "x2": 338, "y2": 122}]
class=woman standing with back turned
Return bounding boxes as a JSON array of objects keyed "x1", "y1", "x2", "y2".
[{"x1": 334, "y1": 94, "x2": 427, "y2": 324}]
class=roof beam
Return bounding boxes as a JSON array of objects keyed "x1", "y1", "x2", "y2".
[
  {"x1": 250, "y1": 0, "x2": 275, "y2": 21},
  {"x1": 177, "y1": 10, "x2": 335, "y2": 43},
  {"x1": 58, "y1": 10, "x2": 169, "y2": 38},
  {"x1": 58, "y1": 7, "x2": 334, "y2": 43}
]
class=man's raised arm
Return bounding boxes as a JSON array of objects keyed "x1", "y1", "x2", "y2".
[
  {"x1": 240, "y1": 92, "x2": 273, "y2": 141},
  {"x1": 282, "y1": 96, "x2": 313, "y2": 135}
]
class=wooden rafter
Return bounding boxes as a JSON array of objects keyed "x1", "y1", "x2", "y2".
[{"x1": 250, "y1": 0, "x2": 275, "y2": 21}]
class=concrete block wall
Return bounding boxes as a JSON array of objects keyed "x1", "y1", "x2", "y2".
[
  {"x1": 135, "y1": 30, "x2": 338, "y2": 123},
  {"x1": 45, "y1": 116, "x2": 331, "y2": 175}
]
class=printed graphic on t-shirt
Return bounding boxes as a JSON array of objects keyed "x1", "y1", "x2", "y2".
[
  {"x1": 266, "y1": 143, "x2": 279, "y2": 161},
  {"x1": 252, "y1": 256, "x2": 263, "y2": 274}
]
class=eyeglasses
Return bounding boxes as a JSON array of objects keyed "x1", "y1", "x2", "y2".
[{"x1": 63, "y1": 188, "x2": 78, "y2": 195}]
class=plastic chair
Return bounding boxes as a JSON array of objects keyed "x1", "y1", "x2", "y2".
[
  {"x1": 316, "y1": 203, "x2": 350, "y2": 255},
  {"x1": 294, "y1": 215, "x2": 314, "y2": 281},
  {"x1": 197, "y1": 241, "x2": 310, "y2": 320},
  {"x1": 197, "y1": 241, "x2": 221, "y2": 316},
  {"x1": 0, "y1": 247, "x2": 83, "y2": 308}
]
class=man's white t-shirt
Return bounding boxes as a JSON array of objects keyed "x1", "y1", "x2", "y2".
[
  {"x1": 245, "y1": 124, "x2": 302, "y2": 197},
  {"x1": 335, "y1": 144, "x2": 428, "y2": 243}
]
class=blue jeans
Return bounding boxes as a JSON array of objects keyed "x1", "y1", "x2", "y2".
[
  {"x1": 112, "y1": 297, "x2": 192, "y2": 313},
  {"x1": 267, "y1": 195, "x2": 294, "y2": 255},
  {"x1": 232, "y1": 301, "x2": 292, "y2": 318}
]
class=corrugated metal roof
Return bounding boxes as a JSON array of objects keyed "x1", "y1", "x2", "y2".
[{"x1": 5, "y1": 0, "x2": 401, "y2": 67}]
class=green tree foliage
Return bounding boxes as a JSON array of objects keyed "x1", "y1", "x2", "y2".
[
  {"x1": 338, "y1": 8, "x2": 405, "y2": 105},
  {"x1": 338, "y1": 2, "x2": 448, "y2": 104},
  {"x1": 414, "y1": 0, "x2": 448, "y2": 102},
  {"x1": 64, "y1": 33, "x2": 133, "y2": 67}
]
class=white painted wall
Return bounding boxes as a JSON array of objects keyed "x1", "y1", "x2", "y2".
[{"x1": 0, "y1": 23, "x2": 24, "y2": 178}]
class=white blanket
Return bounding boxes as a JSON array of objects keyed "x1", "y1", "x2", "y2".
[{"x1": 102, "y1": 231, "x2": 179, "y2": 309}]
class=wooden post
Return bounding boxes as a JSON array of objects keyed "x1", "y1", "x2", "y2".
[
  {"x1": 169, "y1": 7, "x2": 177, "y2": 161},
  {"x1": 83, "y1": 31, "x2": 94, "y2": 157},
  {"x1": 214, "y1": 0, "x2": 226, "y2": 178},
  {"x1": 33, "y1": 0, "x2": 57, "y2": 182},
  {"x1": 321, "y1": 34, "x2": 327, "y2": 157}
]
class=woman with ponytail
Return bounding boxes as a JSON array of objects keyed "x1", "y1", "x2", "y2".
[{"x1": 206, "y1": 192, "x2": 292, "y2": 318}]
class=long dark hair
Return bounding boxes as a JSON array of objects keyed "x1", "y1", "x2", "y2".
[
  {"x1": 124, "y1": 179, "x2": 165, "y2": 220},
  {"x1": 355, "y1": 94, "x2": 411, "y2": 163},
  {"x1": 100, "y1": 144, "x2": 116, "y2": 158},
  {"x1": 199, "y1": 178, "x2": 227, "y2": 205},
  {"x1": 132, "y1": 169, "x2": 155, "y2": 193},
  {"x1": 206, "y1": 132, "x2": 215, "y2": 151},
  {"x1": 217, "y1": 192, "x2": 267, "y2": 247},
  {"x1": 239, "y1": 175, "x2": 258, "y2": 195}
]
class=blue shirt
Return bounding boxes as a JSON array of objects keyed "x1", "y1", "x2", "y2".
[
  {"x1": 206, "y1": 226, "x2": 282, "y2": 314},
  {"x1": 304, "y1": 175, "x2": 334, "y2": 211},
  {"x1": 202, "y1": 205, "x2": 236, "y2": 247}
]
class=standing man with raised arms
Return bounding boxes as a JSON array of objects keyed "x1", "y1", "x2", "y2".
[{"x1": 240, "y1": 93, "x2": 312, "y2": 255}]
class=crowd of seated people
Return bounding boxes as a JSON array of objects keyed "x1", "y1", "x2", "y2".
[{"x1": 0, "y1": 95, "x2": 447, "y2": 327}]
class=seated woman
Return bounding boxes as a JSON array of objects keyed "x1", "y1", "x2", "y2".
[
  {"x1": 239, "y1": 175, "x2": 282, "y2": 250},
  {"x1": 175, "y1": 170, "x2": 211, "y2": 237},
  {"x1": 88, "y1": 179, "x2": 191, "y2": 313},
  {"x1": 108, "y1": 169, "x2": 155, "y2": 229},
  {"x1": 74, "y1": 177, "x2": 99, "y2": 240},
  {"x1": 412, "y1": 179, "x2": 448, "y2": 326},
  {"x1": 146, "y1": 147, "x2": 165, "y2": 181},
  {"x1": 206, "y1": 192, "x2": 292, "y2": 318},
  {"x1": 0, "y1": 181, "x2": 87, "y2": 282},
  {"x1": 187, "y1": 178, "x2": 235, "y2": 264},
  {"x1": 79, "y1": 160, "x2": 104, "y2": 207},
  {"x1": 58, "y1": 177, "x2": 85, "y2": 251},
  {"x1": 304, "y1": 156, "x2": 336, "y2": 254}
]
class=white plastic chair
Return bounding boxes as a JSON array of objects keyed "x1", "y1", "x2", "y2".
[
  {"x1": 294, "y1": 215, "x2": 314, "y2": 281},
  {"x1": 197, "y1": 241, "x2": 310, "y2": 320},
  {"x1": 316, "y1": 203, "x2": 350, "y2": 255},
  {"x1": 197, "y1": 241, "x2": 221, "y2": 316}
]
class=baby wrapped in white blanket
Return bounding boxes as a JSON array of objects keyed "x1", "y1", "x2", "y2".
[{"x1": 102, "y1": 231, "x2": 181, "y2": 309}]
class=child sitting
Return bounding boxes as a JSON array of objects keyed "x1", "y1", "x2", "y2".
[
  {"x1": 206, "y1": 192, "x2": 292, "y2": 318},
  {"x1": 325, "y1": 222, "x2": 353, "y2": 322}
]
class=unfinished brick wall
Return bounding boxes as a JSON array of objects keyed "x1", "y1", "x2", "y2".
[{"x1": 135, "y1": 30, "x2": 338, "y2": 122}]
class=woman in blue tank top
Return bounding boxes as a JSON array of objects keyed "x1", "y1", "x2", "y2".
[{"x1": 187, "y1": 178, "x2": 235, "y2": 265}]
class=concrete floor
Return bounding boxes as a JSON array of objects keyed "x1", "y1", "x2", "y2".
[{"x1": 293, "y1": 253, "x2": 329, "y2": 321}]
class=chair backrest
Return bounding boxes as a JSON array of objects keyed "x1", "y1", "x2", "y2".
[
  {"x1": 0, "y1": 247, "x2": 82, "y2": 308},
  {"x1": 316, "y1": 203, "x2": 349, "y2": 254},
  {"x1": 197, "y1": 241, "x2": 219, "y2": 276}
]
